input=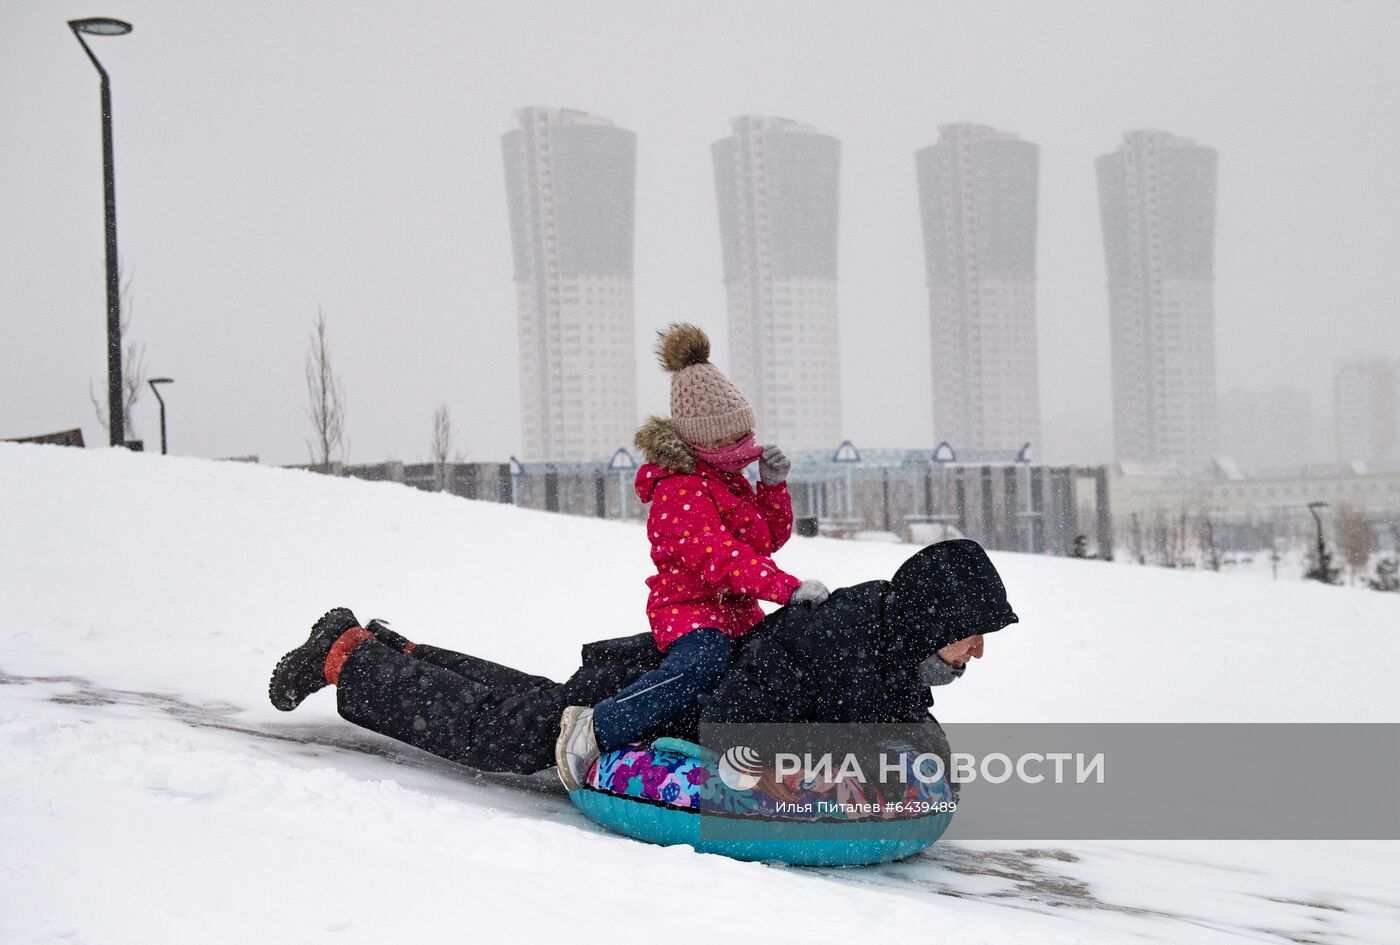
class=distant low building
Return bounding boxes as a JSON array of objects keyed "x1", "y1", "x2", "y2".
[
  {"x1": 4, "y1": 429, "x2": 85, "y2": 448},
  {"x1": 1110, "y1": 458, "x2": 1400, "y2": 550}
]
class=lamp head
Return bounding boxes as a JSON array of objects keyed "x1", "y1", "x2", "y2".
[
  {"x1": 149, "y1": 377, "x2": 174, "y2": 386},
  {"x1": 69, "y1": 18, "x2": 133, "y2": 36}
]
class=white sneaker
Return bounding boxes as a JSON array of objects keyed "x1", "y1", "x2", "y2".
[{"x1": 555, "y1": 705, "x2": 599, "y2": 791}]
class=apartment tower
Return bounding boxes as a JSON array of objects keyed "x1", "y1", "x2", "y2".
[
  {"x1": 712, "y1": 116, "x2": 842, "y2": 451},
  {"x1": 502, "y1": 106, "x2": 638, "y2": 461},
  {"x1": 1097, "y1": 130, "x2": 1219, "y2": 466},
  {"x1": 916, "y1": 123, "x2": 1041, "y2": 455}
]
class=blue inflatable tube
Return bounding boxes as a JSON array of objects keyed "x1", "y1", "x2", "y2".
[{"x1": 568, "y1": 739, "x2": 955, "y2": 867}]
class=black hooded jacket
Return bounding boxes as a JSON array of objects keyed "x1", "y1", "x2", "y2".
[{"x1": 698, "y1": 539, "x2": 1019, "y2": 725}]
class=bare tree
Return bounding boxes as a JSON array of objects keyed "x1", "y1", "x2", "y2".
[
  {"x1": 1148, "y1": 511, "x2": 1174, "y2": 568},
  {"x1": 89, "y1": 266, "x2": 146, "y2": 439},
  {"x1": 1197, "y1": 508, "x2": 1222, "y2": 572},
  {"x1": 1177, "y1": 511, "x2": 1196, "y2": 568},
  {"x1": 1146, "y1": 513, "x2": 1165, "y2": 566},
  {"x1": 305, "y1": 308, "x2": 347, "y2": 469},
  {"x1": 1126, "y1": 512, "x2": 1146, "y2": 565},
  {"x1": 431, "y1": 404, "x2": 453, "y2": 491},
  {"x1": 1334, "y1": 502, "x2": 1377, "y2": 585},
  {"x1": 1148, "y1": 509, "x2": 1190, "y2": 568}
]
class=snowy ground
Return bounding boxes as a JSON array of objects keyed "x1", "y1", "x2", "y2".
[{"x1": 2, "y1": 443, "x2": 1397, "y2": 944}]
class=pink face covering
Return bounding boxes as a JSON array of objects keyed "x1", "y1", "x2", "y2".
[{"x1": 691, "y1": 433, "x2": 765, "y2": 473}]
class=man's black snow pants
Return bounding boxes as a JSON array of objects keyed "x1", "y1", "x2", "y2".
[{"x1": 334, "y1": 635, "x2": 663, "y2": 774}]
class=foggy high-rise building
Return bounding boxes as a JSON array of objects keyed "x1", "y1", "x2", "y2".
[
  {"x1": 915, "y1": 123, "x2": 1041, "y2": 455},
  {"x1": 1218, "y1": 385, "x2": 1317, "y2": 469},
  {"x1": 1097, "y1": 130, "x2": 1219, "y2": 466},
  {"x1": 712, "y1": 116, "x2": 841, "y2": 451},
  {"x1": 502, "y1": 106, "x2": 638, "y2": 461},
  {"x1": 1334, "y1": 359, "x2": 1398, "y2": 464}
]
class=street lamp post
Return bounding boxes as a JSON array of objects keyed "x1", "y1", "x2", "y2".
[
  {"x1": 1306, "y1": 500, "x2": 1331, "y2": 577},
  {"x1": 1307, "y1": 501, "x2": 1328, "y2": 552},
  {"x1": 148, "y1": 377, "x2": 173, "y2": 454},
  {"x1": 68, "y1": 17, "x2": 134, "y2": 447}
]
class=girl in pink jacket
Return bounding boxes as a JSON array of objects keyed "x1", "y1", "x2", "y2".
[{"x1": 557, "y1": 324, "x2": 828, "y2": 788}]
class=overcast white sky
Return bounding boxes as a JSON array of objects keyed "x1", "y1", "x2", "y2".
[{"x1": 2, "y1": 0, "x2": 1397, "y2": 465}]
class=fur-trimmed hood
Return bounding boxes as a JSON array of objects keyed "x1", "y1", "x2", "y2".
[{"x1": 633, "y1": 416, "x2": 697, "y2": 474}]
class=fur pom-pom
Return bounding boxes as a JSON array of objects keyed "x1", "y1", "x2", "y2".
[{"x1": 655, "y1": 323, "x2": 710, "y2": 373}]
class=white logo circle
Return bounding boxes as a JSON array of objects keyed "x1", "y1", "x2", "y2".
[{"x1": 717, "y1": 745, "x2": 764, "y2": 790}]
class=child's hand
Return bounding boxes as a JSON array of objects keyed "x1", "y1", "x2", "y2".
[
  {"x1": 790, "y1": 579, "x2": 829, "y2": 607},
  {"x1": 759, "y1": 444, "x2": 790, "y2": 485}
]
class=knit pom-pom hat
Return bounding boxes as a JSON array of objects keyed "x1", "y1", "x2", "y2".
[{"x1": 655, "y1": 323, "x2": 755, "y2": 447}]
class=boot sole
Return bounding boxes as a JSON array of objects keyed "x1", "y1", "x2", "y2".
[
  {"x1": 267, "y1": 649, "x2": 315, "y2": 712},
  {"x1": 555, "y1": 706, "x2": 585, "y2": 791}
]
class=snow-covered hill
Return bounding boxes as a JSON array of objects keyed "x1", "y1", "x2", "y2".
[{"x1": 2, "y1": 443, "x2": 1396, "y2": 944}]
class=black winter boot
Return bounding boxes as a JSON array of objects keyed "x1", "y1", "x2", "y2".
[{"x1": 268, "y1": 607, "x2": 361, "y2": 711}]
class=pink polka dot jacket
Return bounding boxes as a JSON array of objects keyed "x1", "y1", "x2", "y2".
[{"x1": 632, "y1": 418, "x2": 801, "y2": 651}]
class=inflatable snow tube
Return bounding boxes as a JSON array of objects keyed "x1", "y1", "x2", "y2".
[{"x1": 568, "y1": 738, "x2": 955, "y2": 867}]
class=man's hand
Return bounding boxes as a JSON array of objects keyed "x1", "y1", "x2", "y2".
[
  {"x1": 759, "y1": 444, "x2": 790, "y2": 486},
  {"x1": 789, "y1": 579, "x2": 829, "y2": 607}
]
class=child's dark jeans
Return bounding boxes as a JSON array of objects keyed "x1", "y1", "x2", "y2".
[{"x1": 591, "y1": 628, "x2": 732, "y2": 751}]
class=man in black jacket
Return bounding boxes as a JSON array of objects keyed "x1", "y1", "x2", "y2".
[
  {"x1": 268, "y1": 539, "x2": 1017, "y2": 777},
  {"x1": 702, "y1": 537, "x2": 1016, "y2": 726}
]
